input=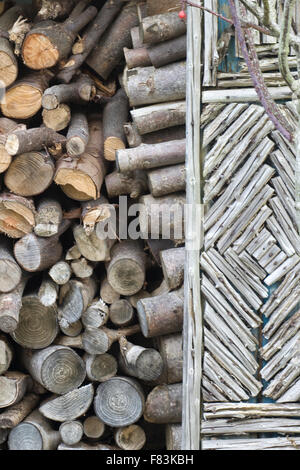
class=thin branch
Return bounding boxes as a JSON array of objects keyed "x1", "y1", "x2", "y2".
[
  {"x1": 238, "y1": 0, "x2": 264, "y2": 22},
  {"x1": 262, "y1": 0, "x2": 276, "y2": 27},
  {"x1": 278, "y1": 0, "x2": 299, "y2": 94},
  {"x1": 228, "y1": 0, "x2": 293, "y2": 142}
]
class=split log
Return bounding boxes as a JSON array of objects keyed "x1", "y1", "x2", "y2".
[
  {"x1": 166, "y1": 424, "x2": 181, "y2": 450},
  {"x1": 49, "y1": 261, "x2": 72, "y2": 285},
  {"x1": 137, "y1": 289, "x2": 184, "y2": 338},
  {"x1": 0, "y1": 334, "x2": 13, "y2": 374},
  {"x1": 34, "y1": 198, "x2": 63, "y2": 238},
  {"x1": 160, "y1": 247, "x2": 185, "y2": 290},
  {"x1": 5, "y1": 150, "x2": 55, "y2": 197},
  {"x1": 42, "y1": 104, "x2": 71, "y2": 131},
  {"x1": 42, "y1": 75, "x2": 96, "y2": 110},
  {"x1": 82, "y1": 324, "x2": 140, "y2": 355},
  {"x1": 86, "y1": 2, "x2": 139, "y2": 80},
  {"x1": 66, "y1": 110, "x2": 89, "y2": 157},
  {"x1": 123, "y1": 62, "x2": 186, "y2": 106},
  {"x1": 11, "y1": 294, "x2": 58, "y2": 349},
  {"x1": 148, "y1": 164, "x2": 185, "y2": 197},
  {"x1": 59, "y1": 420, "x2": 83, "y2": 446},
  {"x1": 0, "y1": 278, "x2": 29, "y2": 340},
  {"x1": 114, "y1": 424, "x2": 146, "y2": 450},
  {"x1": 34, "y1": 0, "x2": 76, "y2": 21},
  {"x1": 81, "y1": 299, "x2": 109, "y2": 329},
  {"x1": 100, "y1": 277, "x2": 120, "y2": 304},
  {"x1": 0, "y1": 393, "x2": 40, "y2": 429},
  {"x1": 1, "y1": 71, "x2": 51, "y2": 119},
  {"x1": 0, "y1": 372, "x2": 32, "y2": 408},
  {"x1": 55, "y1": 115, "x2": 106, "y2": 201},
  {"x1": 22, "y1": 345, "x2": 86, "y2": 395},
  {"x1": 14, "y1": 221, "x2": 70, "y2": 272},
  {"x1": 0, "y1": 118, "x2": 26, "y2": 173},
  {"x1": 116, "y1": 139, "x2": 185, "y2": 172},
  {"x1": 144, "y1": 383, "x2": 182, "y2": 423},
  {"x1": 119, "y1": 336, "x2": 163, "y2": 381},
  {"x1": 107, "y1": 240, "x2": 147, "y2": 296},
  {"x1": 130, "y1": 101, "x2": 186, "y2": 135},
  {"x1": 57, "y1": 0, "x2": 123, "y2": 84},
  {"x1": 105, "y1": 170, "x2": 148, "y2": 199},
  {"x1": 83, "y1": 416, "x2": 105, "y2": 439},
  {"x1": 103, "y1": 89, "x2": 129, "y2": 161},
  {"x1": 8, "y1": 410, "x2": 60, "y2": 450},
  {"x1": 5, "y1": 127, "x2": 65, "y2": 156},
  {"x1": 140, "y1": 12, "x2": 186, "y2": 44},
  {"x1": 94, "y1": 376, "x2": 145, "y2": 427},
  {"x1": 109, "y1": 299, "x2": 134, "y2": 327},
  {"x1": 0, "y1": 6, "x2": 27, "y2": 87},
  {"x1": 39, "y1": 384, "x2": 94, "y2": 422},
  {"x1": 84, "y1": 353, "x2": 118, "y2": 382},
  {"x1": 139, "y1": 193, "x2": 186, "y2": 241},
  {"x1": 71, "y1": 258, "x2": 93, "y2": 278},
  {"x1": 154, "y1": 333, "x2": 183, "y2": 384},
  {"x1": 58, "y1": 277, "x2": 97, "y2": 328},
  {"x1": 73, "y1": 224, "x2": 115, "y2": 262},
  {"x1": 0, "y1": 236, "x2": 22, "y2": 293},
  {"x1": 22, "y1": 2, "x2": 98, "y2": 70},
  {"x1": 38, "y1": 276, "x2": 59, "y2": 307}
]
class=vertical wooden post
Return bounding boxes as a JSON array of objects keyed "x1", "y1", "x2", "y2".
[{"x1": 182, "y1": 4, "x2": 202, "y2": 451}]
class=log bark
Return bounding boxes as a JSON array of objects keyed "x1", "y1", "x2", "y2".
[
  {"x1": 39, "y1": 384, "x2": 94, "y2": 422},
  {"x1": 123, "y1": 46, "x2": 151, "y2": 69},
  {"x1": 49, "y1": 261, "x2": 72, "y2": 285},
  {"x1": 57, "y1": 0, "x2": 123, "y2": 84},
  {"x1": 34, "y1": 0, "x2": 76, "y2": 21},
  {"x1": 22, "y1": 2, "x2": 98, "y2": 70},
  {"x1": 146, "y1": 238, "x2": 174, "y2": 266},
  {"x1": 119, "y1": 336, "x2": 164, "y2": 381},
  {"x1": 5, "y1": 127, "x2": 65, "y2": 156},
  {"x1": 154, "y1": 333, "x2": 183, "y2": 384},
  {"x1": 123, "y1": 61, "x2": 186, "y2": 106},
  {"x1": 0, "y1": 118, "x2": 26, "y2": 173},
  {"x1": 109, "y1": 299, "x2": 134, "y2": 327},
  {"x1": 58, "y1": 277, "x2": 97, "y2": 328},
  {"x1": 66, "y1": 110, "x2": 89, "y2": 157},
  {"x1": 144, "y1": 383, "x2": 182, "y2": 423},
  {"x1": 81, "y1": 299, "x2": 109, "y2": 329},
  {"x1": 0, "y1": 371, "x2": 32, "y2": 409},
  {"x1": 55, "y1": 115, "x2": 106, "y2": 201},
  {"x1": 0, "y1": 193, "x2": 35, "y2": 239},
  {"x1": 0, "y1": 393, "x2": 40, "y2": 429},
  {"x1": 114, "y1": 424, "x2": 146, "y2": 450},
  {"x1": 0, "y1": 276, "x2": 29, "y2": 333},
  {"x1": 0, "y1": 334, "x2": 13, "y2": 374},
  {"x1": 73, "y1": 224, "x2": 115, "y2": 262},
  {"x1": 59, "y1": 420, "x2": 83, "y2": 446},
  {"x1": 166, "y1": 424, "x2": 181, "y2": 450},
  {"x1": 137, "y1": 288, "x2": 184, "y2": 338},
  {"x1": 11, "y1": 294, "x2": 58, "y2": 349},
  {"x1": 116, "y1": 139, "x2": 185, "y2": 172},
  {"x1": 34, "y1": 198, "x2": 63, "y2": 238},
  {"x1": 8, "y1": 410, "x2": 60, "y2": 450},
  {"x1": 22, "y1": 345, "x2": 86, "y2": 395},
  {"x1": 86, "y1": 2, "x2": 139, "y2": 80},
  {"x1": 160, "y1": 247, "x2": 185, "y2": 290},
  {"x1": 103, "y1": 89, "x2": 129, "y2": 161},
  {"x1": 107, "y1": 240, "x2": 147, "y2": 296},
  {"x1": 100, "y1": 277, "x2": 120, "y2": 304},
  {"x1": 1, "y1": 71, "x2": 51, "y2": 119},
  {"x1": 5, "y1": 150, "x2": 55, "y2": 197},
  {"x1": 84, "y1": 352, "x2": 118, "y2": 382},
  {"x1": 83, "y1": 416, "x2": 105, "y2": 439},
  {"x1": 14, "y1": 221, "x2": 70, "y2": 272},
  {"x1": 94, "y1": 376, "x2": 145, "y2": 427},
  {"x1": 0, "y1": 236, "x2": 22, "y2": 293},
  {"x1": 140, "y1": 12, "x2": 186, "y2": 44},
  {"x1": 42, "y1": 103, "x2": 71, "y2": 132},
  {"x1": 124, "y1": 122, "x2": 185, "y2": 148},
  {"x1": 105, "y1": 170, "x2": 148, "y2": 199},
  {"x1": 82, "y1": 324, "x2": 140, "y2": 355},
  {"x1": 130, "y1": 100, "x2": 186, "y2": 135},
  {"x1": 42, "y1": 75, "x2": 96, "y2": 110},
  {"x1": 148, "y1": 164, "x2": 185, "y2": 197}
]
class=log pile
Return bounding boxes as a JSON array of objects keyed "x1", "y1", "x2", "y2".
[{"x1": 0, "y1": 0, "x2": 185, "y2": 451}]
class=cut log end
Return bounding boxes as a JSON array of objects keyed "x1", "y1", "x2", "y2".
[
  {"x1": 43, "y1": 104, "x2": 71, "y2": 131},
  {"x1": 66, "y1": 136, "x2": 87, "y2": 157},
  {"x1": 22, "y1": 33, "x2": 59, "y2": 70},
  {"x1": 2, "y1": 85, "x2": 43, "y2": 119},
  {"x1": 104, "y1": 137, "x2": 126, "y2": 161},
  {"x1": 55, "y1": 169, "x2": 97, "y2": 201},
  {"x1": 0, "y1": 50, "x2": 18, "y2": 87}
]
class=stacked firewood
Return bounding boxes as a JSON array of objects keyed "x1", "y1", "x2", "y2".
[{"x1": 0, "y1": 0, "x2": 185, "y2": 451}]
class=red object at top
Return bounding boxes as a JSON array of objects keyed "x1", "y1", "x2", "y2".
[{"x1": 178, "y1": 10, "x2": 186, "y2": 19}]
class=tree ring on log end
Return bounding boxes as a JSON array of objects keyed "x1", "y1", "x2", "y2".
[
  {"x1": 22, "y1": 34, "x2": 59, "y2": 70},
  {"x1": 8, "y1": 422, "x2": 43, "y2": 450},
  {"x1": 1, "y1": 85, "x2": 43, "y2": 119},
  {"x1": 0, "y1": 51, "x2": 18, "y2": 87}
]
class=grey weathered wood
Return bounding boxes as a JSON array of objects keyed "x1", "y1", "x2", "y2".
[
  {"x1": 0, "y1": 372, "x2": 32, "y2": 408},
  {"x1": 84, "y1": 352, "x2": 118, "y2": 382},
  {"x1": 148, "y1": 164, "x2": 185, "y2": 197},
  {"x1": 49, "y1": 261, "x2": 72, "y2": 285},
  {"x1": 82, "y1": 324, "x2": 140, "y2": 355},
  {"x1": 114, "y1": 424, "x2": 146, "y2": 450},
  {"x1": 154, "y1": 333, "x2": 183, "y2": 385},
  {"x1": 0, "y1": 334, "x2": 13, "y2": 374},
  {"x1": 130, "y1": 101, "x2": 186, "y2": 135},
  {"x1": 82, "y1": 299, "x2": 109, "y2": 329},
  {"x1": 58, "y1": 277, "x2": 97, "y2": 329},
  {"x1": 160, "y1": 247, "x2": 185, "y2": 290},
  {"x1": 59, "y1": 421, "x2": 83, "y2": 446},
  {"x1": 119, "y1": 336, "x2": 163, "y2": 381},
  {"x1": 0, "y1": 393, "x2": 40, "y2": 429},
  {"x1": 144, "y1": 383, "x2": 182, "y2": 424},
  {"x1": 166, "y1": 424, "x2": 181, "y2": 450},
  {"x1": 109, "y1": 299, "x2": 134, "y2": 327},
  {"x1": 0, "y1": 276, "x2": 28, "y2": 333},
  {"x1": 140, "y1": 12, "x2": 186, "y2": 45},
  {"x1": 202, "y1": 437, "x2": 300, "y2": 450}
]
